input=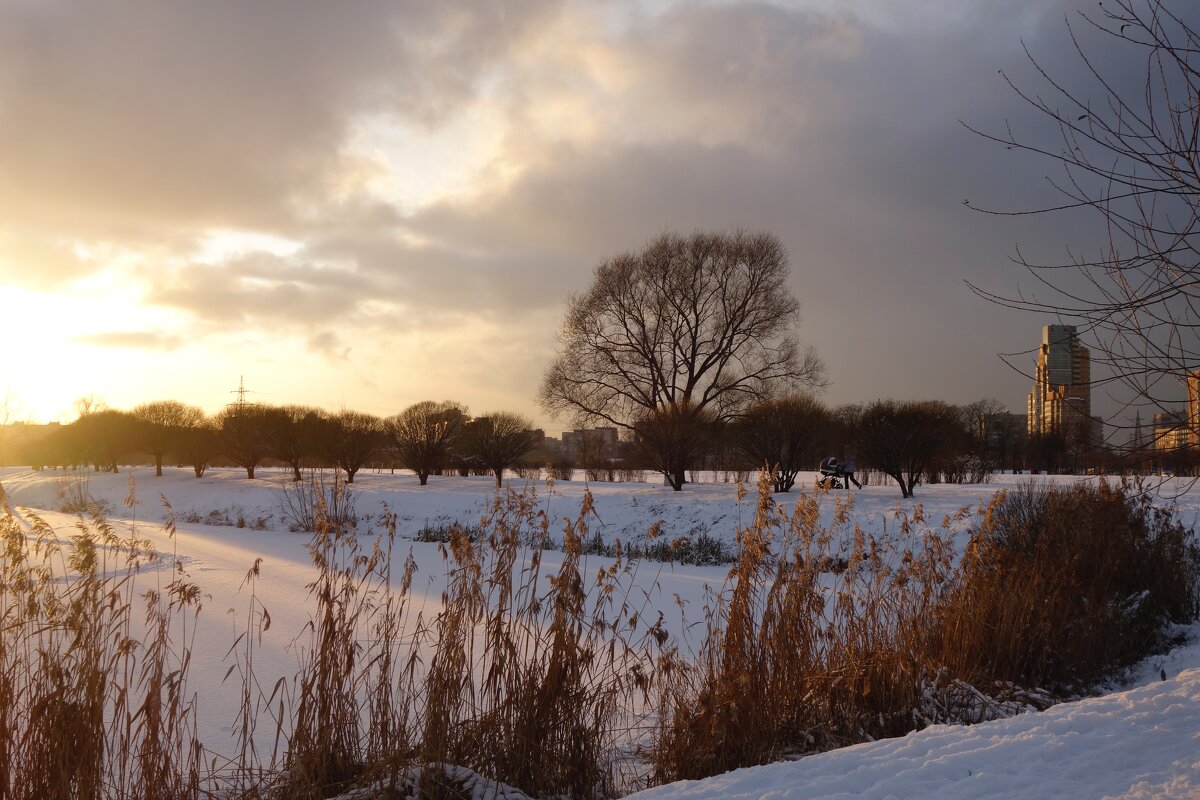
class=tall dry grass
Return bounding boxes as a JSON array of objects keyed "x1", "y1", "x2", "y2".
[
  {"x1": 652, "y1": 473, "x2": 962, "y2": 780},
  {"x1": 653, "y1": 476, "x2": 1200, "y2": 782},
  {"x1": 250, "y1": 478, "x2": 661, "y2": 799},
  {"x1": 928, "y1": 479, "x2": 1200, "y2": 692},
  {"x1": 0, "y1": 479, "x2": 204, "y2": 800}
]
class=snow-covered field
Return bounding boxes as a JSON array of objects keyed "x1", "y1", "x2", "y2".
[{"x1": 3, "y1": 465, "x2": 1198, "y2": 799}]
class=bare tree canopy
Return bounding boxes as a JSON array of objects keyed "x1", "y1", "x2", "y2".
[
  {"x1": 734, "y1": 394, "x2": 831, "y2": 493},
  {"x1": 968, "y1": 0, "x2": 1200, "y2": 420},
  {"x1": 131, "y1": 400, "x2": 205, "y2": 477},
  {"x1": 856, "y1": 400, "x2": 964, "y2": 498},
  {"x1": 460, "y1": 412, "x2": 540, "y2": 488},
  {"x1": 540, "y1": 230, "x2": 825, "y2": 430},
  {"x1": 385, "y1": 400, "x2": 469, "y2": 486}
]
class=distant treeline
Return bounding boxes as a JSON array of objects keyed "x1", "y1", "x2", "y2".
[{"x1": 9, "y1": 394, "x2": 1148, "y2": 496}]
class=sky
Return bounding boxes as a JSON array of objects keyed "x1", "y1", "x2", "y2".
[{"x1": 0, "y1": 0, "x2": 1177, "y2": 432}]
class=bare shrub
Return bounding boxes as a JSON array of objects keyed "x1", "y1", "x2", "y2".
[
  {"x1": 277, "y1": 470, "x2": 358, "y2": 533},
  {"x1": 546, "y1": 458, "x2": 574, "y2": 481},
  {"x1": 580, "y1": 529, "x2": 735, "y2": 566},
  {"x1": 55, "y1": 470, "x2": 109, "y2": 515},
  {"x1": 585, "y1": 465, "x2": 615, "y2": 482}
]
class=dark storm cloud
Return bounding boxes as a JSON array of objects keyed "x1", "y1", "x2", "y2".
[{"x1": 371, "y1": 0, "x2": 1160, "y2": 409}]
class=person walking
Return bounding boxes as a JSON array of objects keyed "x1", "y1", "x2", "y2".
[{"x1": 842, "y1": 454, "x2": 862, "y2": 489}]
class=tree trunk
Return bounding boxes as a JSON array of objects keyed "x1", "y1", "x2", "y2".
[
  {"x1": 155, "y1": 455, "x2": 163, "y2": 477},
  {"x1": 193, "y1": 464, "x2": 205, "y2": 478},
  {"x1": 346, "y1": 467, "x2": 357, "y2": 484},
  {"x1": 292, "y1": 463, "x2": 302, "y2": 482},
  {"x1": 494, "y1": 468, "x2": 504, "y2": 488},
  {"x1": 246, "y1": 465, "x2": 255, "y2": 479},
  {"x1": 669, "y1": 469, "x2": 685, "y2": 491},
  {"x1": 418, "y1": 471, "x2": 429, "y2": 486}
]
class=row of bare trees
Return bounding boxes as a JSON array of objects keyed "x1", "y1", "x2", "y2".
[
  {"x1": 26, "y1": 401, "x2": 543, "y2": 488},
  {"x1": 630, "y1": 395, "x2": 1020, "y2": 498},
  {"x1": 24, "y1": 392, "x2": 1022, "y2": 497}
]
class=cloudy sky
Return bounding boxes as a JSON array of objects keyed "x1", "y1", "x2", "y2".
[{"x1": 0, "y1": 0, "x2": 1165, "y2": 430}]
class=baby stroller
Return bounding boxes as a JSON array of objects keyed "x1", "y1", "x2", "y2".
[{"x1": 819, "y1": 456, "x2": 845, "y2": 489}]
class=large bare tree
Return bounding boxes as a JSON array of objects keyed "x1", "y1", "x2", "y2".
[
  {"x1": 968, "y1": 0, "x2": 1200, "y2": 436},
  {"x1": 541, "y1": 230, "x2": 824, "y2": 483}
]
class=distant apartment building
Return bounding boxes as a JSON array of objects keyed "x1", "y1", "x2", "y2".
[
  {"x1": 1152, "y1": 410, "x2": 1190, "y2": 454},
  {"x1": 1027, "y1": 324, "x2": 1096, "y2": 447},
  {"x1": 560, "y1": 426, "x2": 619, "y2": 462},
  {"x1": 1188, "y1": 370, "x2": 1200, "y2": 446}
]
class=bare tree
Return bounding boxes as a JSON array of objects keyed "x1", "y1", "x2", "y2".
[
  {"x1": 540, "y1": 230, "x2": 825, "y2": 482},
  {"x1": 131, "y1": 400, "x2": 205, "y2": 477},
  {"x1": 632, "y1": 401, "x2": 717, "y2": 491},
  {"x1": 73, "y1": 395, "x2": 106, "y2": 419},
  {"x1": 968, "y1": 1, "x2": 1200, "y2": 432},
  {"x1": 261, "y1": 405, "x2": 323, "y2": 482},
  {"x1": 217, "y1": 405, "x2": 272, "y2": 479},
  {"x1": 385, "y1": 400, "x2": 468, "y2": 486},
  {"x1": 70, "y1": 409, "x2": 134, "y2": 473},
  {"x1": 856, "y1": 400, "x2": 965, "y2": 498},
  {"x1": 318, "y1": 410, "x2": 383, "y2": 484},
  {"x1": 460, "y1": 413, "x2": 541, "y2": 488},
  {"x1": 176, "y1": 419, "x2": 221, "y2": 478},
  {"x1": 734, "y1": 394, "x2": 831, "y2": 493}
]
